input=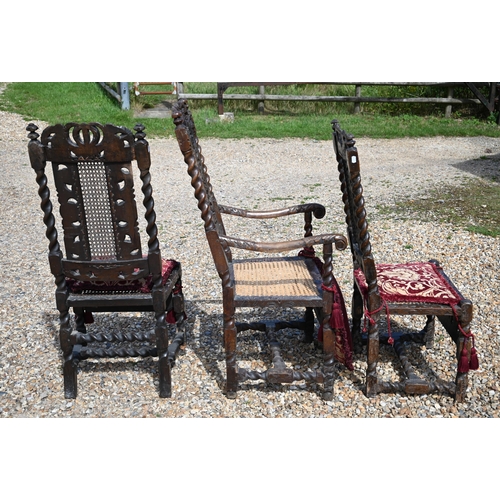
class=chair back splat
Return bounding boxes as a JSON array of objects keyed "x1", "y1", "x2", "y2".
[
  {"x1": 172, "y1": 99, "x2": 350, "y2": 400},
  {"x1": 27, "y1": 122, "x2": 186, "y2": 398},
  {"x1": 332, "y1": 119, "x2": 477, "y2": 402}
]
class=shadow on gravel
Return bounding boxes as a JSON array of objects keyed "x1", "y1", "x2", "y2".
[
  {"x1": 186, "y1": 300, "x2": 453, "y2": 400},
  {"x1": 452, "y1": 152, "x2": 500, "y2": 181},
  {"x1": 40, "y1": 304, "x2": 457, "y2": 401},
  {"x1": 377, "y1": 153, "x2": 500, "y2": 237}
]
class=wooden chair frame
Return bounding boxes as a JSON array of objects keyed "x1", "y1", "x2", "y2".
[
  {"x1": 172, "y1": 99, "x2": 348, "y2": 400},
  {"x1": 27, "y1": 122, "x2": 185, "y2": 398},
  {"x1": 332, "y1": 119, "x2": 475, "y2": 401}
]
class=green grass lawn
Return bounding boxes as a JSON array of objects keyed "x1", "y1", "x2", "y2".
[{"x1": 2, "y1": 82, "x2": 500, "y2": 140}]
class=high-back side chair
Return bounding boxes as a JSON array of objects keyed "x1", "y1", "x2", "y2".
[
  {"x1": 332, "y1": 119, "x2": 478, "y2": 402},
  {"x1": 27, "y1": 122, "x2": 186, "y2": 398},
  {"x1": 172, "y1": 99, "x2": 350, "y2": 400}
]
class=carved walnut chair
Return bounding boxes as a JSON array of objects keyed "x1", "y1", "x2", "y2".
[
  {"x1": 172, "y1": 99, "x2": 350, "y2": 400},
  {"x1": 27, "y1": 122, "x2": 186, "y2": 398},
  {"x1": 332, "y1": 119, "x2": 478, "y2": 402}
]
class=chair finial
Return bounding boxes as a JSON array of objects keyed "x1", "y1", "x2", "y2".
[
  {"x1": 134, "y1": 123, "x2": 146, "y2": 141},
  {"x1": 346, "y1": 133, "x2": 356, "y2": 148},
  {"x1": 27, "y1": 123, "x2": 39, "y2": 141}
]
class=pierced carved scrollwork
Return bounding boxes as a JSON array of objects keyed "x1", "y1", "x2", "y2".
[{"x1": 40, "y1": 122, "x2": 135, "y2": 163}]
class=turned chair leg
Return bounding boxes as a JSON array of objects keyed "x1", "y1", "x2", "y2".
[
  {"x1": 222, "y1": 287, "x2": 238, "y2": 398},
  {"x1": 322, "y1": 322, "x2": 336, "y2": 401},
  {"x1": 167, "y1": 292, "x2": 187, "y2": 366},
  {"x1": 224, "y1": 324, "x2": 238, "y2": 398},
  {"x1": 351, "y1": 285, "x2": 364, "y2": 354},
  {"x1": 172, "y1": 290, "x2": 185, "y2": 329},
  {"x1": 304, "y1": 307, "x2": 315, "y2": 343},
  {"x1": 74, "y1": 307, "x2": 87, "y2": 333},
  {"x1": 167, "y1": 321, "x2": 186, "y2": 366},
  {"x1": 454, "y1": 332, "x2": 470, "y2": 403},
  {"x1": 365, "y1": 319, "x2": 380, "y2": 397},
  {"x1": 158, "y1": 352, "x2": 172, "y2": 398},
  {"x1": 423, "y1": 315, "x2": 435, "y2": 349},
  {"x1": 154, "y1": 299, "x2": 172, "y2": 397},
  {"x1": 59, "y1": 310, "x2": 77, "y2": 399},
  {"x1": 454, "y1": 301, "x2": 473, "y2": 402}
]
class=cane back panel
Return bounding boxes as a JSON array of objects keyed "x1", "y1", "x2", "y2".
[{"x1": 38, "y1": 122, "x2": 160, "y2": 283}]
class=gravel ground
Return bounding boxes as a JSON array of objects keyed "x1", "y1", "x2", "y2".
[{"x1": 1, "y1": 102, "x2": 499, "y2": 419}]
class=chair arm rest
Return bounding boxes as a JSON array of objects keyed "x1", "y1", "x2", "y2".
[
  {"x1": 218, "y1": 203, "x2": 326, "y2": 220},
  {"x1": 219, "y1": 233, "x2": 347, "y2": 253}
]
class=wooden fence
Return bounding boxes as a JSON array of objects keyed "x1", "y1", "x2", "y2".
[
  {"x1": 100, "y1": 82, "x2": 499, "y2": 122},
  {"x1": 176, "y1": 82, "x2": 498, "y2": 120},
  {"x1": 98, "y1": 82, "x2": 130, "y2": 110}
]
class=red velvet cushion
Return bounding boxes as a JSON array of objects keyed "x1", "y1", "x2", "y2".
[
  {"x1": 66, "y1": 259, "x2": 179, "y2": 294},
  {"x1": 354, "y1": 261, "x2": 479, "y2": 373},
  {"x1": 354, "y1": 261, "x2": 461, "y2": 305}
]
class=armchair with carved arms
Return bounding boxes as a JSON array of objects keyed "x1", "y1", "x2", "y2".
[{"x1": 172, "y1": 99, "x2": 351, "y2": 400}]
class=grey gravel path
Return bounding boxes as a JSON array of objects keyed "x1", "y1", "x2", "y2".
[{"x1": 1, "y1": 105, "x2": 499, "y2": 418}]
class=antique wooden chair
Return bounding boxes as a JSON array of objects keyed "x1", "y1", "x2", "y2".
[
  {"x1": 172, "y1": 99, "x2": 350, "y2": 400},
  {"x1": 331, "y1": 119, "x2": 478, "y2": 402},
  {"x1": 27, "y1": 122, "x2": 186, "y2": 398}
]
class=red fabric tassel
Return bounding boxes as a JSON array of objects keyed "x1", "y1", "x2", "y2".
[
  {"x1": 453, "y1": 307, "x2": 479, "y2": 372},
  {"x1": 299, "y1": 247, "x2": 353, "y2": 371},
  {"x1": 166, "y1": 310, "x2": 176, "y2": 324},
  {"x1": 166, "y1": 310, "x2": 187, "y2": 324},
  {"x1": 331, "y1": 302, "x2": 344, "y2": 330},
  {"x1": 458, "y1": 345, "x2": 470, "y2": 373},
  {"x1": 84, "y1": 311, "x2": 94, "y2": 324},
  {"x1": 469, "y1": 346, "x2": 479, "y2": 370}
]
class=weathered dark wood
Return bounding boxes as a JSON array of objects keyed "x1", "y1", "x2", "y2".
[
  {"x1": 465, "y1": 83, "x2": 495, "y2": 112},
  {"x1": 220, "y1": 233, "x2": 346, "y2": 253},
  {"x1": 332, "y1": 119, "x2": 476, "y2": 402},
  {"x1": 172, "y1": 98, "x2": 348, "y2": 400},
  {"x1": 219, "y1": 203, "x2": 326, "y2": 219},
  {"x1": 27, "y1": 122, "x2": 186, "y2": 399}
]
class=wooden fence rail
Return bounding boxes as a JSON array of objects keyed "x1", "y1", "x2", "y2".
[
  {"x1": 98, "y1": 82, "x2": 130, "y2": 110},
  {"x1": 101, "y1": 82, "x2": 499, "y2": 123},
  {"x1": 176, "y1": 82, "x2": 498, "y2": 121}
]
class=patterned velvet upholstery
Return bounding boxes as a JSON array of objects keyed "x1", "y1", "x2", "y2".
[{"x1": 354, "y1": 261, "x2": 463, "y2": 306}]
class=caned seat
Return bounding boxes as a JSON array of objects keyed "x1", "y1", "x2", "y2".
[
  {"x1": 331, "y1": 119, "x2": 478, "y2": 401},
  {"x1": 233, "y1": 257, "x2": 323, "y2": 304},
  {"x1": 27, "y1": 122, "x2": 186, "y2": 398},
  {"x1": 172, "y1": 99, "x2": 350, "y2": 400}
]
